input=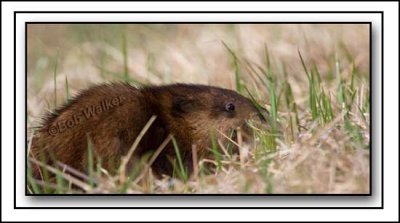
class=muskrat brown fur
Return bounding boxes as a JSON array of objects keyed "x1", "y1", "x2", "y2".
[{"x1": 29, "y1": 83, "x2": 267, "y2": 179}]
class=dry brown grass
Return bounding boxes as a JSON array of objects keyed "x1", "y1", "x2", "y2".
[{"x1": 27, "y1": 24, "x2": 370, "y2": 194}]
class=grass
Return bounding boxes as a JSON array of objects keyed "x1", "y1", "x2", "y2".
[
  {"x1": 27, "y1": 24, "x2": 370, "y2": 194},
  {"x1": 171, "y1": 137, "x2": 189, "y2": 183},
  {"x1": 53, "y1": 50, "x2": 59, "y2": 109}
]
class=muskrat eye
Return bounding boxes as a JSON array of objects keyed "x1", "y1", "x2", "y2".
[{"x1": 225, "y1": 103, "x2": 235, "y2": 112}]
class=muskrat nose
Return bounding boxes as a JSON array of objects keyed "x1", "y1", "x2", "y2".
[
  {"x1": 247, "y1": 110, "x2": 270, "y2": 133},
  {"x1": 252, "y1": 107, "x2": 269, "y2": 123}
]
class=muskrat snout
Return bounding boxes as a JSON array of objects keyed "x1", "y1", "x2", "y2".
[
  {"x1": 255, "y1": 107, "x2": 269, "y2": 123},
  {"x1": 244, "y1": 108, "x2": 271, "y2": 133}
]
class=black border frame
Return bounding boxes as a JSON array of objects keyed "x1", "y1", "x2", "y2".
[{"x1": 13, "y1": 11, "x2": 382, "y2": 209}]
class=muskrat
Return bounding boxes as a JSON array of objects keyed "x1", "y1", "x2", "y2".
[{"x1": 29, "y1": 83, "x2": 267, "y2": 179}]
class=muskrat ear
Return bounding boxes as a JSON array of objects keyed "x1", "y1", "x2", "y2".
[{"x1": 172, "y1": 97, "x2": 197, "y2": 116}]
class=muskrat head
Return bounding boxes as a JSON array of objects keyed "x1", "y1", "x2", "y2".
[{"x1": 152, "y1": 84, "x2": 268, "y2": 152}]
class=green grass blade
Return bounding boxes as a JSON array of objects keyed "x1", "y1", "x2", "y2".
[
  {"x1": 65, "y1": 76, "x2": 70, "y2": 102},
  {"x1": 222, "y1": 41, "x2": 243, "y2": 93},
  {"x1": 210, "y1": 130, "x2": 223, "y2": 171},
  {"x1": 171, "y1": 137, "x2": 188, "y2": 182},
  {"x1": 86, "y1": 137, "x2": 95, "y2": 188},
  {"x1": 53, "y1": 50, "x2": 59, "y2": 108},
  {"x1": 121, "y1": 30, "x2": 129, "y2": 82}
]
